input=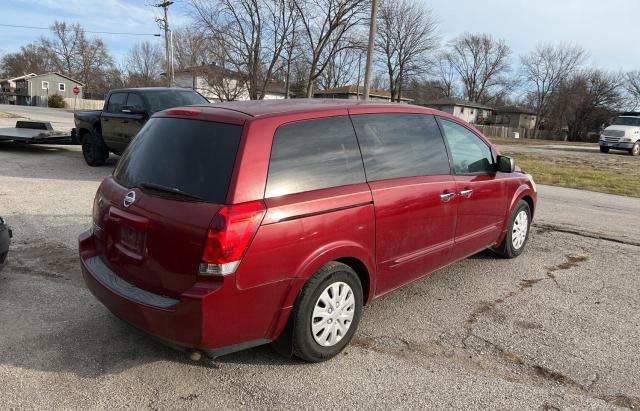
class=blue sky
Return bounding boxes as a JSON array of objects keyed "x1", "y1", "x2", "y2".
[{"x1": 1, "y1": 0, "x2": 639, "y2": 71}]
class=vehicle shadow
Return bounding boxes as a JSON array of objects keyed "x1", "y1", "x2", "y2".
[{"x1": 0, "y1": 141, "x2": 118, "y2": 182}]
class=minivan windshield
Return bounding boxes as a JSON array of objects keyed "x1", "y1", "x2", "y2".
[
  {"x1": 113, "y1": 118, "x2": 242, "y2": 203},
  {"x1": 612, "y1": 117, "x2": 640, "y2": 127},
  {"x1": 144, "y1": 90, "x2": 209, "y2": 113}
]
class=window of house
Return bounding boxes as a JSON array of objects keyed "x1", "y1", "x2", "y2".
[
  {"x1": 58, "y1": 83, "x2": 65, "y2": 92},
  {"x1": 42, "y1": 81, "x2": 49, "y2": 90},
  {"x1": 351, "y1": 113, "x2": 450, "y2": 181},
  {"x1": 265, "y1": 116, "x2": 366, "y2": 197},
  {"x1": 460, "y1": 107, "x2": 465, "y2": 114},
  {"x1": 439, "y1": 118, "x2": 494, "y2": 174}
]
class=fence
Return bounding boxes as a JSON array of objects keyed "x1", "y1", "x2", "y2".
[
  {"x1": 63, "y1": 98, "x2": 104, "y2": 110},
  {"x1": 474, "y1": 124, "x2": 566, "y2": 141}
]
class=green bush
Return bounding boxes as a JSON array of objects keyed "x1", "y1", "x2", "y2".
[{"x1": 47, "y1": 93, "x2": 65, "y2": 108}]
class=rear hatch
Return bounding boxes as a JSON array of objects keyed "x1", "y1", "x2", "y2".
[{"x1": 93, "y1": 116, "x2": 243, "y2": 298}]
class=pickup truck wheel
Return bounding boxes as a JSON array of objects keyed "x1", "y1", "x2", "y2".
[
  {"x1": 599, "y1": 146, "x2": 609, "y2": 153},
  {"x1": 631, "y1": 142, "x2": 640, "y2": 156},
  {"x1": 82, "y1": 133, "x2": 108, "y2": 166},
  {"x1": 291, "y1": 262, "x2": 363, "y2": 362},
  {"x1": 492, "y1": 200, "x2": 531, "y2": 259}
]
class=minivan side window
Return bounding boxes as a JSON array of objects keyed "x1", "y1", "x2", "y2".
[
  {"x1": 439, "y1": 119, "x2": 494, "y2": 174},
  {"x1": 107, "y1": 92, "x2": 127, "y2": 113},
  {"x1": 350, "y1": 113, "x2": 450, "y2": 181},
  {"x1": 265, "y1": 116, "x2": 366, "y2": 198}
]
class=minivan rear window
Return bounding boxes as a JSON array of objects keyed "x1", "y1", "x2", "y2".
[{"x1": 113, "y1": 118, "x2": 242, "y2": 203}]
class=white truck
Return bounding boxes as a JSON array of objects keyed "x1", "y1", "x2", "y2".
[{"x1": 599, "y1": 113, "x2": 640, "y2": 156}]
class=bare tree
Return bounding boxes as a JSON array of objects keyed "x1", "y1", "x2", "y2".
[
  {"x1": 521, "y1": 43, "x2": 586, "y2": 136},
  {"x1": 40, "y1": 21, "x2": 83, "y2": 75},
  {"x1": 125, "y1": 41, "x2": 164, "y2": 87},
  {"x1": 189, "y1": 0, "x2": 296, "y2": 100},
  {"x1": 626, "y1": 71, "x2": 640, "y2": 110},
  {"x1": 172, "y1": 26, "x2": 216, "y2": 70},
  {"x1": 317, "y1": 40, "x2": 363, "y2": 90},
  {"x1": 375, "y1": 0, "x2": 439, "y2": 102},
  {"x1": 0, "y1": 44, "x2": 53, "y2": 76},
  {"x1": 444, "y1": 33, "x2": 511, "y2": 103},
  {"x1": 76, "y1": 37, "x2": 113, "y2": 94},
  {"x1": 294, "y1": 0, "x2": 369, "y2": 97},
  {"x1": 550, "y1": 69, "x2": 624, "y2": 140},
  {"x1": 433, "y1": 55, "x2": 456, "y2": 98}
]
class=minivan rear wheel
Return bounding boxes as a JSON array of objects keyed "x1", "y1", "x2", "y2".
[
  {"x1": 492, "y1": 200, "x2": 531, "y2": 259},
  {"x1": 291, "y1": 262, "x2": 363, "y2": 362}
]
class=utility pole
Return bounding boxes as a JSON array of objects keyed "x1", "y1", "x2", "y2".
[
  {"x1": 154, "y1": 1, "x2": 174, "y2": 87},
  {"x1": 363, "y1": 0, "x2": 377, "y2": 100}
]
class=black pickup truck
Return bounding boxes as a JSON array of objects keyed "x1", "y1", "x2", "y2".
[{"x1": 74, "y1": 87, "x2": 208, "y2": 166}]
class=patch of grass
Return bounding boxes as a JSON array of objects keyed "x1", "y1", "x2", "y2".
[
  {"x1": 505, "y1": 151, "x2": 640, "y2": 198},
  {"x1": 489, "y1": 136, "x2": 594, "y2": 146},
  {"x1": 0, "y1": 111, "x2": 21, "y2": 118}
]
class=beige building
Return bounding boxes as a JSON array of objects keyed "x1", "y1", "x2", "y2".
[
  {"x1": 423, "y1": 98, "x2": 493, "y2": 124},
  {"x1": 492, "y1": 106, "x2": 538, "y2": 129},
  {"x1": 313, "y1": 85, "x2": 413, "y2": 103}
]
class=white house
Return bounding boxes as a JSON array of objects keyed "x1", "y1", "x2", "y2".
[
  {"x1": 172, "y1": 64, "x2": 288, "y2": 102},
  {"x1": 424, "y1": 97, "x2": 494, "y2": 124}
]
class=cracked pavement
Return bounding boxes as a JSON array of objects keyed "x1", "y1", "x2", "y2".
[{"x1": 1, "y1": 141, "x2": 639, "y2": 410}]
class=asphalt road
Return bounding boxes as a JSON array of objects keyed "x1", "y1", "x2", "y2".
[
  {"x1": 0, "y1": 104, "x2": 75, "y2": 131},
  {"x1": 1, "y1": 142, "x2": 639, "y2": 410}
]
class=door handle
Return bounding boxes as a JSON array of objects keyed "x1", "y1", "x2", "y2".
[
  {"x1": 440, "y1": 192, "x2": 456, "y2": 202},
  {"x1": 122, "y1": 120, "x2": 129, "y2": 123},
  {"x1": 460, "y1": 189, "x2": 474, "y2": 198}
]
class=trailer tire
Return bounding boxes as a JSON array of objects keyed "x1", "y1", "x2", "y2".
[{"x1": 82, "y1": 133, "x2": 108, "y2": 166}]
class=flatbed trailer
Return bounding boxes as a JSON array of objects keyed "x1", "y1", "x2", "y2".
[{"x1": 0, "y1": 121, "x2": 73, "y2": 144}]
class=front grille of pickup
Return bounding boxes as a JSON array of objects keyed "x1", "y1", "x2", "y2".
[{"x1": 603, "y1": 130, "x2": 625, "y2": 138}]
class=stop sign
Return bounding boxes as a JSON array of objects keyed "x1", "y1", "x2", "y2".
[{"x1": 73, "y1": 86, "x2": 80, "y2": 95}]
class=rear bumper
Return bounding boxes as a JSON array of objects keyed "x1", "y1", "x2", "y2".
[{"x1": 79, "y1": 229, "x2": 291, "y2": 355}]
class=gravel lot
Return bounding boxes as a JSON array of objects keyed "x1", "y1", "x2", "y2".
[{"x1": 1, "y1": 137, "x2": 639, "y2": 409}]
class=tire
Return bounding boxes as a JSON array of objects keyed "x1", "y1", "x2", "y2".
[
  {"x1": 82, "y1": 133, "x2": 108, "y2": 167},
  {"x1": 631, "y1": 142, "x2": 640, "y2": 156},
  {"x1": 599, "y1": 146, "x2": 610, "y2": 153},
  {"x1": 291, "y1": 262, "x2": 363, "y2": 362},
  {"x1": 493, "y1": 200, "x2": 531, "y2": 259}
]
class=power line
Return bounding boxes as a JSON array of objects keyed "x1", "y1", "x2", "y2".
[{"x1": 0, "y1": 23, "x2": 160, "y2": 37}]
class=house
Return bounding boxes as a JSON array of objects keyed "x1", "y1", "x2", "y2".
[
  {"x1": 11, "y1": 72, "x2": 83, "y2": 106},
  {"x1": 313, "y1": 85, "x2": 413, "y2": 103},
  {"x1": 423, "y1": 97, "x2": 493, "y2": 124},
  {"x1": 0, "y1": 73, "x2": 37, "y2": 104},
  {"x1": 172, "y1": 64, "x2": 288, "y2": 101},
  {"x1": 492, "y1": 106, "x2": 538, "y2": 129}
]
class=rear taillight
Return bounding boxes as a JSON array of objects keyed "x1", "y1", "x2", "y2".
[{"x1": 199, "y1": 200, "x2": 266, "y2": 277}]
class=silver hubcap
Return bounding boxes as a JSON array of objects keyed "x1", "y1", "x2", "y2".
[
  {"x1": 512, "y1": 210, "x2": 529, "y2": 250},
  {"x1": 312, "y1": 282, "x2": 356, "y2": 347},
  {"x1": 634, "y1": 144, "x2": 639, "y2": 155}
]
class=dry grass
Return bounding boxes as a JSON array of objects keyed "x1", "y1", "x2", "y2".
[
  {"x1": 505, "y1": 151, "x2": 640, "y2": 198},
  {"x1": 488, "y1": 136, "x2": 595, "y2": 146},
  {"x1": 0, "y1": 111, "x2": 21, "y2": 119}
]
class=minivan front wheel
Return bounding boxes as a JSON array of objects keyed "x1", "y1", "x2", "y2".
[
  {"x1": 631, "y1": 142, "x2": 640, "y2": 156},
  {"x1": 493, "y1": 200, "x2": 531, "y2": 259},
  {"x1": 291, "y1": 262, "x2": 363, "y2": 362}
]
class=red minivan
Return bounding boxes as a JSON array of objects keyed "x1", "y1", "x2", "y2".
[{"x1": 79, "y1": 100, "x2": 537, "y2": 362}]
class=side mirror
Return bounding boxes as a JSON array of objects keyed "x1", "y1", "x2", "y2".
[
  {"x1": 496, "y1": 155, "x2": 515, "y2": 173},
  {"x1": 122, "y1": 105, "x2": 145, "y2": 115}
]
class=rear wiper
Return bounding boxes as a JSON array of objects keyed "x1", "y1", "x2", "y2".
[{"x1": 139, "y1": 182, "x2": 204, "y2": 201}]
